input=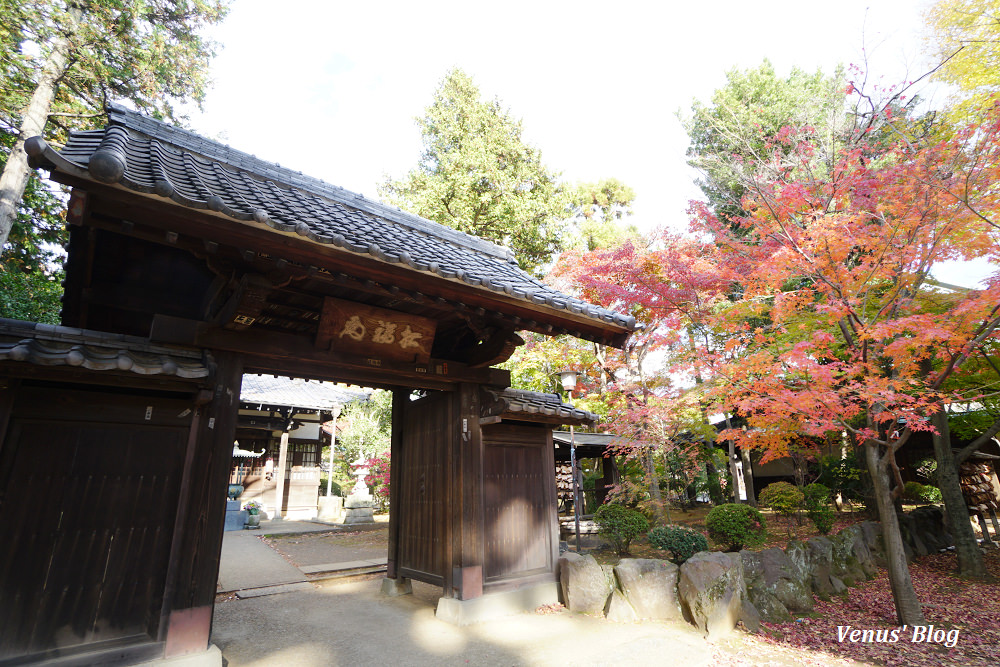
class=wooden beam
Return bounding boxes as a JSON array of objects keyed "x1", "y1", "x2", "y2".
[
  {"x1": 150, "y1": 315, "x2": 508, "y2": 390},
  {"x1": 57, "y1": 185, "x2": 631, "y2": 347}
]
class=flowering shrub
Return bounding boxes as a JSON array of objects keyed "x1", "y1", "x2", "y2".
[
  {"x1": 243, "y1": 499, "x2": 263, "y2": 515},
  {"x1": 364, "y1": 451, "x2": 391, "y2": 511},
  {"x1": 705, "y1": 503, "x2": 767, "y2": 551}
]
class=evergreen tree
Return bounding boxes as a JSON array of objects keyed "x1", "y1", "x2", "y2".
[
  {"x1": 0, "y1": 0, "x2": 229, "y2": 275},
  {"x1": 380, "y1": 68, "x2": 568, "y2": 275}
]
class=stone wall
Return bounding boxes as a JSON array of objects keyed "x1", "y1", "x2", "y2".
[{"x1": 557, "y1": 506, "x2": 951, "y2": 639}]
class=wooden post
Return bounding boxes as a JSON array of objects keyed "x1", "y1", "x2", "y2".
[
  {"x1": 274, "y1": 428, "x2": 290, "y2": 519},
  {"x1": 162, "y1": 351, "x2": 243, "y2": 658},
  {"x1": 386, "y1": 388, "x2": 404, "y2": 579},
  {"x1": 454, "y1": 383, "x2": 483, "y2": 600}
]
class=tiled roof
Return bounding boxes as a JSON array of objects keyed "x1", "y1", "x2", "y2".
[
  {"x1": 0, "y1": 318, "x2": 210, "y2": 379},
  {"x1": 491, "y1": 388, "x2": 599, "y2": 426},
  {"x1": 553, "y1": 431, "x2": 620, "y2": 447},
  {"x1": 240, "y1": 374, "x2": 368, "y2": 412},
  {"x1": 25, "y1": 104, "x2": 635, "y2": 334}
]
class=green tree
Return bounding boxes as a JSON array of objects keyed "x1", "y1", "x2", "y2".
[
  {"x1": 563, "y1": 178, "x2": 640, "y2": 251},
  {"x1": 681, "y1": 60, "x2": 849, "y2": 227},
  {"x1": 0, "y1": 129, "x2": 65, "y2": 321},
  {"x1": 379, "y1": 68, "x2": 568, "y2": 275},
  {"x1": 0, "y1": 0, "x2": 229, "y2": 260},
  {"x1": 334, "y1": 389, "x2": 391, "y2": 464},
  {"x1": 926, "y1": 0, "x2": 1000, "y2": 119}
]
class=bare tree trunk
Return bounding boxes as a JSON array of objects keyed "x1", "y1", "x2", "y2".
[
  {"x1": 0, "y1": 4, "x2": 84, "y2": 253},
  {"x1": 645, "y1": 447, "x2": 665, "y2": 525},
  {"x1": 865, "y1": 441, "x2": 925, "y2": 625},
  {"x1": 930, "y1": 410, "x2": 986, "y2": 578},
  {"x1": 741, "y1": 447, "x2": 757, "y2": 508}
]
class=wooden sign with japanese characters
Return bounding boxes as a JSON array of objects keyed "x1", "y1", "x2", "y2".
[{"x1": 316, "y1": 296, "x2": 436, "y2": 362}]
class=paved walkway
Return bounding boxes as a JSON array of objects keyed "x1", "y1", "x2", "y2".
[
  {"x1": 212, "y1": 520, "x2": 832, "y2": 666},
  {"x1": 218, "y1": 519, "x2": 387, "y2": 597}
]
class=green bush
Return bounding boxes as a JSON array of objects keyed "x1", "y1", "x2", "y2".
[
  {"x1": 758, "y1": 481, "x2": 804, "y2": 518},
  {"x1": 595, "y1": 503, "x2": 649, "y2": 555},
  {"x1": 904, "y1": 481, "x2": 942, "y2": 504},
  {"x1": 921, "y1": 485, "x2": 943, "y2": 503},
  {"x1": 803, "y1": 482, "x2": 830, "y2": 507},
  {"x1": 647, "y1": 525, "x2": 709, "y2": 564},
  {"x1": 705, "y1": 503, "x2": 767, "y2": 551},
  {"x1": 803, "y1": 482, "x2": 834, "y2": 534}
]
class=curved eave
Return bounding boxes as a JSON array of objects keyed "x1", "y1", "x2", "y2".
[
  {"x1": 0, "y1": 318, "x2": 211, "y2": 380},
  {"x1": 26, "y1": 135, "x2": 635, "y2": 347}
]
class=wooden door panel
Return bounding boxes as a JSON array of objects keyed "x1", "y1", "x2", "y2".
[{"x1": 0, "y1": 398, "x2": 187, "y2": 661}]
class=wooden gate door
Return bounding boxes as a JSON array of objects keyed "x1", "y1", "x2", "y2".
[
  {"x1": 481, "y1": 423, "x2": 558, "y2": 589},
  {"x1": 0, "y1": 385, "x2": 192, "y2": 662},
  {"x1": 393, "y1": 390, "x2": 455, "y2": 587}
]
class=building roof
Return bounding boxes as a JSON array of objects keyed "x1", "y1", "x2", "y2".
[
  {"x1": 0, "y1": 318, "x2": 210, "y2": 380},
  {"x1": 552, "y1": 431, "x2": 620, "y2": 447},
  {"x1": 25, "y1": 104, "x2": 635, "y2": 340},
  {"x1": 552, "y1": 430, "x2": 644, "y2": 461},
  {"x1": 240, "y1": 374, "x2": 368, "y2": 412},
  {"x1": 486, "y1": 388, "x2": 599, "y2": 426}
]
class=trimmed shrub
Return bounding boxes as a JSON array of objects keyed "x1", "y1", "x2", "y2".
[
  {"x1": 595, "y1": 503, "x2": 649, "y2": 555},
  {"x1": 803, "y1": 483, "x2": 834, "y2": 534},
  {"x1": 903, "y1": 481, "x2": 923, "y2": 501},
  {"x1": 705, "y1": 503, "x2": 767, "y2": 551},
  {"x1": 647, "y1": 525, "x2": 709, "y2": 564},
  {"x1": 904, "y1": 481, "x2": 942, "y2": 504},
  {"x1": 803, "y1": 482, "x2": 830, "y2": 507},
  {"x1": 758, "y1": 481, "x2": 804, "y2": 519},
  {"x1": 920, "y1": 485, "x2": 943, "y2": 503}
]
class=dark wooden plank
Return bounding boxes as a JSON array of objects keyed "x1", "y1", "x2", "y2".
[
  {"x1": 396, "y1": 391, "x2": 453, "y2": 588},
  {"x1": 456, "y1": 383, "x2": 484, "y2": 600},
  {"x1": 168, "y1": 351, "x2": 243, "y2": 615},
  {"x1": 480, "y1": 423, "x2": 559, "y2": 588},
  {"x1": 0, "y1": 386, "x2": 190, "y2": 661},
  {"x1": 386, "y1": 389, "x2": 405, "y2": 579}
]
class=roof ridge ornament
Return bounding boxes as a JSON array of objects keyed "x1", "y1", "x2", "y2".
[{"x1": 88, "y1": 125, "x2": 129, "y2": 184}]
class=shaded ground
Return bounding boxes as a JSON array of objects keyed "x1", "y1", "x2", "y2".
[
  {"x1": 212, "y1": 574, "x2": 865, "y2": 667},
  {"x1": 222, "y1": 510, "x2": 1000, "y2": 666}
]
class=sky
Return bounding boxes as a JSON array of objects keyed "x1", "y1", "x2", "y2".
[{"x1": 187, "y1": 0, "x2": 993, "y2": 286}]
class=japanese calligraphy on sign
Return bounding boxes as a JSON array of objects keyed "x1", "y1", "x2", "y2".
[{"x1": 316, "y1": 296, "x2": 436, "y2": 362}]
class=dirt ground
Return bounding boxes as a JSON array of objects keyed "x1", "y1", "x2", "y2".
[
  {"x1": 212, "y1": 572, "x2": 861, "y2": 667},
  {"x1": 262, "y1": 524, "x2": 389, "y2": 567}
]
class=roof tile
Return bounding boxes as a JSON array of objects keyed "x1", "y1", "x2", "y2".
[{"x1": 26, "y1": 104, "x2": 635, "y2": 335}]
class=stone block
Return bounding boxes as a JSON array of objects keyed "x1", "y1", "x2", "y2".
[
  {"x1": 613, "y1": 558, "x2": 682, "y2": 620},
  {"x1": 678, "y1": 551, "x2": 744, "y2": 640},
  {"x1": 558, "y1": 552, "x2": 613, "y2": 615},
  {"x1": 380, "y1": 577, "x2": 412, "y2": 597},
  {"x1": 604, "y1": 589, "x2": 639, "y2": 623},
  {"x1": 435, "y1": 582, "x2": 559, "y2": 626}
]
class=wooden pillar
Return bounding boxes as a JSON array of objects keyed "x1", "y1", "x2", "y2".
[
  {"x1": 161, "y1": 351, "x2": 243, "y2": 659},
  {"x1": 386, "y1": 388, "x2": 405, "y2": 579},
  {"x1": 452, "y1": 383, "x2": 484, "y2": 600},
  {"x1": 274, "y1": 428, "x2": 290, "y2": 519}
]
